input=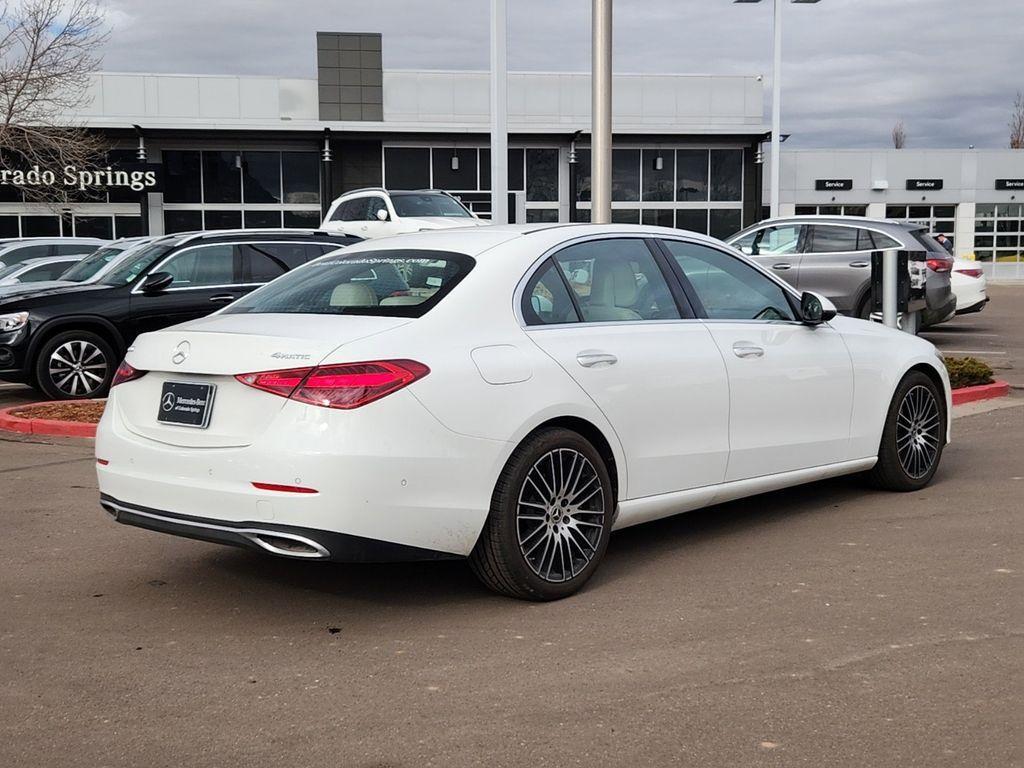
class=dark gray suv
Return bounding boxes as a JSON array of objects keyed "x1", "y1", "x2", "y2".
[{"x1": 728, "y1": 216, "x2": 956, "y2": 331}]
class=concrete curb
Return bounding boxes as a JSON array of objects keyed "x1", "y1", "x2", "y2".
[
  {"x1": 951, "y1": 381, "x2": 1010, "y2": 407},
  {"x1": 0, "y1": 402, "x2": 101, "y2": 438}
]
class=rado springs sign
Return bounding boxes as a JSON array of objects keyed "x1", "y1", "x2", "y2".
[{"x1": 0, "y1": 163, "x2": 163, "y2": 193}]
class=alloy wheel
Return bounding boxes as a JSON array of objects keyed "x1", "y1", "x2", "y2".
[
  {"x1": 48, "y1": 340, "x2": 108, "y2": 397},
  {"x1": 895, "y1": 384, "x2": 941, "y2": 479},
  {"x1": 516, "y1": 448, "x2": 606, "y2": 583}
]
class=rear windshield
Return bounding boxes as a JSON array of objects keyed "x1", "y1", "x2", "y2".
[
  {"x1": 390, "y1": 193, "x2": 472, "y2": 218},
  {"x1": 907, "y1": 228, "x2": 946, "y2": 255},
  {"x1": 222, "y1": 249, "x2": 475, "y2": 318}
]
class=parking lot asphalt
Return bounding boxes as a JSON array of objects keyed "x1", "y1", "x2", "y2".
[{"x1": 0, "y1": 286, "x2": 1021, "y2": 768}]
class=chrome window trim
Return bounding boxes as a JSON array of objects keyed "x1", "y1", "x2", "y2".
[{"x1": 732, "y1": 220, "x2": 908, "y2": 256}]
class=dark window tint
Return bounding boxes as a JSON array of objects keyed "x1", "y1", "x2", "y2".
[
  {"x1": 664, "y1": 239, "x2": 794, "y2": 321},
  {"x1": 384, "y1": 147, "x2": 430, "y2": 189},
  {"x1": 809, "y1": 225, "x2": 860, "y2": 253},
  {"x1": 244, "y1": 210, "x2": 283, "y2": 229},
  {"x1": 21, "y1": 216, "x2": 60, "y2": 237},
  {"x1": 610, "y1": 209, "x2": 640, "y2": 224},
  {"x1": 0, "y1": 216, "x2": 18, "y2": 237},
  {"x1": 202, "y1": 151, "x2": 241, "y2": 203},
  {"x1": 886, "y1": 205, "x2": 907, "y2": 218},
  {"x1": 240, "y1": 244, "x2": 291, "y2": 283},
  {"x1": 874, "y1": 232, "x2": 902, "y2": 249},
  {"x1": 526, "y1": 148, "x2": 558, "y2": 202},
  {"x1": 164, "y1": 210, "x2": 203, "y2": 234},
  {"x1": 522, "y1": 259, "x2": 580, "y2": 325},
  {"x1": 856, "y1": 229, "x2": 876, "y2": 251},
  {"x1": 432, "y1": 148, "x2": 478, "y2": 191},
  {"x1": 391, "y1": 193, "x2": 470, "y2": 218},
  {"x1": 282, "y1": 152, "x2": 320, "y2": 204},
  {"x1": 526, "y1": 209, "x2": 559, "y2": 223},
  {"x1": 74, "y1": 216, "x2": 113, "y2": 240},
  {"x1": 1, "y1": 244, "x2": 50, "y2": 266},
  {"x1": 677, "y1": 150, "x2": 709, "y2": 201},
  {"x1": 508, "y1": 148, "x2": 525, "y2": 191},
  {"x1": 0, "y1": 184, "x2": 22, "y2": 203},
  {"x1": 642, "y1": 150, "x2": 674, "y2": 202},
  {"x1": 284, "y1": 210, "x2": 321, "y2": 228},
  {"x1": 242, "y1": 151, "x2": 281, "y2": 203},
  {"x1": 709, "y1": 149, "x2": 742, "y2": 202},
  {"x1": 573, "y1": 148, "x2": 591, "y2": 202},
  {"x1": 204, "y1": 210, "x2": 242, "y2": 230},
  {"x1": 709, "y1": 209, "x2": 742, "y2": 239},
  {"x1": 331, "y1": 198, "x2": 366, "y2": 222},
  {"x1": 23, "y1": 260, "x2": 75, "y2": 282},
  {"x1": 163, "y1": 150, "x2": 202, "y2": 203},
  {"x1": 611, "y1": 149, "x2": 640, "y2": 202},
  {"x1": 162, "y1": 244, "x2": 237, "y2": 287},
  {"x1": 554, "y1": 238, "x2": 681, "y2": 322},
  {"x1": 115, "y1": 216, "x2": 142, "y2": 238},
  {"x1": 223, "y1": 250, "x2": 474, "y2": 318},
  {"x1": 676, "y1": 209, "x2": 708, "y2": 234}
]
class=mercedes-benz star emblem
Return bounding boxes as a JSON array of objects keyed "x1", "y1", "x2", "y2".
[
  {"x1": 171, "y1": 341, "x2": 190, "y2": 365},
  {"x1": 161, "y1": 392, "x2": 177, "y2": 412}
]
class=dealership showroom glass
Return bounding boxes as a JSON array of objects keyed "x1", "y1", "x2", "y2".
[{"x1": 0, "y1": 31, "x2": 1020, "y2": 281}]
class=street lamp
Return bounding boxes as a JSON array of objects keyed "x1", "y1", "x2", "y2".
[{"x1": 735, "y1": 0, "x2": 820, "y2": 219}]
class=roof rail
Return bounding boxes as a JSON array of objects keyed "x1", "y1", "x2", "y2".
[{"x1": 175, "y1": 228, "x2": 343, "y2": 245}]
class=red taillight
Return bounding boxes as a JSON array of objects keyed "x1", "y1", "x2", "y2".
[
  {"x1": 955, "y1": 267, "x2": 983, "y2": 279},
  {"x1": 927, "y1": 257, "x2": 953, "y2": 273},
  {"x1": 111, "y1": 360, "x2": 146, "y2": 387},
  {"x1": 235, "y1": 359, "x2": 429, "y2": 410},
  {"x1": 96, "y1": 458, "x2": 109, "y2": 466},
  {"x1": 251, "y1": 482, "x2": 318, "y2": 494}
]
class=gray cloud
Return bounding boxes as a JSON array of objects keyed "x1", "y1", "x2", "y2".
[{"x1": 101, "y1": 0, "x2": 1023, "y2": 148}]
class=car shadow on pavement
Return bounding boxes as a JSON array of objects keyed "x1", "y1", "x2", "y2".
[{"x1": 195, "y1": 468, "x2": 936, "y2": 607}]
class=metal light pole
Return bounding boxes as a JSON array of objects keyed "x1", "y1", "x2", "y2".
[
  {"x1": 591, "y1": 0, "x2": 612, "y2": 224},
  {"x1": 490, "y1": 0, "x2": 509, "y2": 224},
  {"x1": 735, "y1": 0, "x2": 820, "y2": 218}
]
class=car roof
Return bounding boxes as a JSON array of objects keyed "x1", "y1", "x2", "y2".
[
  {"x1": 166, "y1": 228, "x2": 353, "y2": 246},
  {"x1": 750, "y1": 215, "x2": 923, "y2": 230}
]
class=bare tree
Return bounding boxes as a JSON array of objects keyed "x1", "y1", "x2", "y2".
[
  {"x1": 892, "y1": 119, "x2": 906, "y2": 150},
  {"x1": 0, "y1": 0, "x2": 109, "y2": 203},
  {"x1": 1011, "y1": 92, "x2": 1024, "y2": 149}
]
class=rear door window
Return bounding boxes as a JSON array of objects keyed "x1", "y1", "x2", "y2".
[
  {"x1": 161, "y1": 244, "x2": 238, "y2": 288},
  {"x1": 808, "y1": 225, "x2": 860, "y2": 253},
  {"x1": 223, "y1": 250, "x2": 474, "y2": 318}
]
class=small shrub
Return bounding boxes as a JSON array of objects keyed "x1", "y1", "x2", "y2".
[{"x1": 944, "y1": 356, "x2": 995, "y2": 389}]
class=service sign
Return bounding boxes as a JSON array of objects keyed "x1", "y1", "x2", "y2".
[
  {"x1": 995, "y1": 179, "x2": 1024, "y2": 190},
  {"x1": 815, "y1": 179, "x2": 853, "y2": 191},
  {"x1": 0, "y1": 163, "x2": 163, "y2": 193},
  {"x1": 906, "y1": 178, "x2": 944, "y2": 191}
]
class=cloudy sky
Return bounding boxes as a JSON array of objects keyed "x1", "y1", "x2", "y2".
[{"x1": 102, "y1": 0, "x2": 1022, "y2": 148}]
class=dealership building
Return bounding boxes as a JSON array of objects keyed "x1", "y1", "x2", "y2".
[{"x1": 2, "y1": 31, "x2": 1023, "y2": 279}]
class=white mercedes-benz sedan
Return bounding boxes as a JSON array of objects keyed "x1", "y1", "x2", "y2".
[{"x1": 96, "y1": 224, "x2": 951, "y2": 600}]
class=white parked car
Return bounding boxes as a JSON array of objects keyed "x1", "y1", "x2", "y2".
[
  {"x1": 320, "y1": 188, "x2": 488, "y2": 239},
  {"x1": 97, "y1": 224, "x2": 951, "y2": 600},
  {"x1": 951, "y1": 258, "x2": 989, "y2": 315}
]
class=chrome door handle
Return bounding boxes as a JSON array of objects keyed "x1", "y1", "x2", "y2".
[
  {"x1": 732, "y1": 343, "x2": 764, "y2": 359},
  {"x1": 209, "y1": 294, "x2": 237, "y2": 303},
  {"x1": 772, "y1": 262, "x2": 792, "y2": 270},
  {"x1": 849, "y1": 261, "x2": 870, "y2": 268},
  {"x1": 576, "y1": 351, "x2": 618, "y2": 368}
]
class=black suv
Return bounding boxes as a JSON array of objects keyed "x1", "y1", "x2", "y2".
[{"x1": 0, "y1": 229, "x2": 360, "y2": 400}]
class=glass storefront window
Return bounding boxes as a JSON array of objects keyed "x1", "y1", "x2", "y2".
[
  {"x1": 573, "y1": 149, "x2": 591, "y2": 203},
  {"x1": 0, "y1": 215, "x2": 19, "y2": 237},
  {"x1": 526, "y1": 148, "x2": 558, "y2": 202},
  {"x1": 282, "y1": 152, "x2": 320, "y2": 204},
  {"x1": 21, "y1": 216, "x2": 61, "y2": 237},
  {"x1": 242, "y1": 151, "x2": 281, "y2": 203},
  {"x1": 204, "y1": 210, "x2": 242, "y2": 230},
  {"x1": 525, "y1": 209, "x2": 559, "y2": 223},
  {"x1": 709, "y1": 208, "x2": 742, "y2": 239},
  {"x1": 284, "y1": 210, "x2": 321, "y2": 228},
  {"x1": 641, "y1": 209, "x2": 674, "y2": 227},
  {"x1": 163, "y1": 150, "x2": 202, "y2": 203},
  {"x1": 431, "y1": 148, "x2": 478, "y2": 191},
  {"x1": 641, "y1": 150, "x2": 674, "y2": 202},
  {"x1": 164, "y1": 210, "x2": 202, "y2": 234},
  {"x1": 115, "y1": 216, "x2": 142, "y2": 238},
  {"x1": 677, "y1": 150, "x2": 709, "y2": 202},
  {"x1": 244, "y1": 210, "x2": 283, "y2": 229},
  {"x1": 202, "y1": 151, "x2": 242, "y2": 204},
  {"x1": 709, "y1": 149, "x2": 742, "y2": 202},
  {"x1": 74, "y1": 216, "x2": 114, "y2": 240},
  {"x1": 384, "y1": 147, "x2": 430, "y2": 189},
  {"x1": 611, "y1": 149, "x2": 640, "y2": 202},
  {"x1": 610, "y1": 209, "x2": 639, "y2": 224},
  {"x1": 676, "y1": 209, "x2": 708, "y2": 234}
]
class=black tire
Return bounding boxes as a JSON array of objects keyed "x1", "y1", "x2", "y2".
[
  {"x1": 856, "y1": 294, "x2": 872, "y2": 320},
  {"x1": 867, "y1": 371, "x2": 946, "y2": 491},
  {"x1": 33, "y1": 330, "x2": 116, "y2": 401},
  {"x1": 470, "y1": 428, "x2": 614, "y2": 601}
]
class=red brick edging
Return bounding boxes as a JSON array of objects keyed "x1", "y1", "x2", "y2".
[
  {"x1": 951, "y1": 380, "x2": 1011, "y2": 406},
  {"x1": 0, "y1": 402, "x2": 100, "y2": 438}
]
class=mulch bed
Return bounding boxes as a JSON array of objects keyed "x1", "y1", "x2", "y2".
[{"x1": 11, "y1": 401, "x2": 107, "y2": 424}]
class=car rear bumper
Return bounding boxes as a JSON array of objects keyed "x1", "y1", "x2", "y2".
[
  {"x1": 101, "y1": 494, "x2": 458, "y2": 562},
  {"x1": 956, "y1": 295, "x2": 989, "y2": 314}
]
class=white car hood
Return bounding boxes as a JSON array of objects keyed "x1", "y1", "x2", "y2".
[{"x1": 402, "y1": 217, "x2": 489, "y2": 231}]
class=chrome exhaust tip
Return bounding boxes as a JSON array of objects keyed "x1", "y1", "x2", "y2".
[{"x1": 243, "y1": 531, "x2": 331, "y2": 559}]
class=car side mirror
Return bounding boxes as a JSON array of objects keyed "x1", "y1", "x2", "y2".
[
  {"x1": 799, "y1": 291, "x2": 837, "y2": 325},
  {"x1": 140, "y1": 271, "x2": 174, "y2": 294},
  {"x1": 375, "y1": 208, "x2": 389, "y2": 222}
]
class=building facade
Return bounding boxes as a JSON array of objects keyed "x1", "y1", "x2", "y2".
[
  {"x1": 770, "y1": 149, "x2": 1024, "y2": 280},
  {"x1": 0, "y1": 32, "x2": 767, "y2": 243}
]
